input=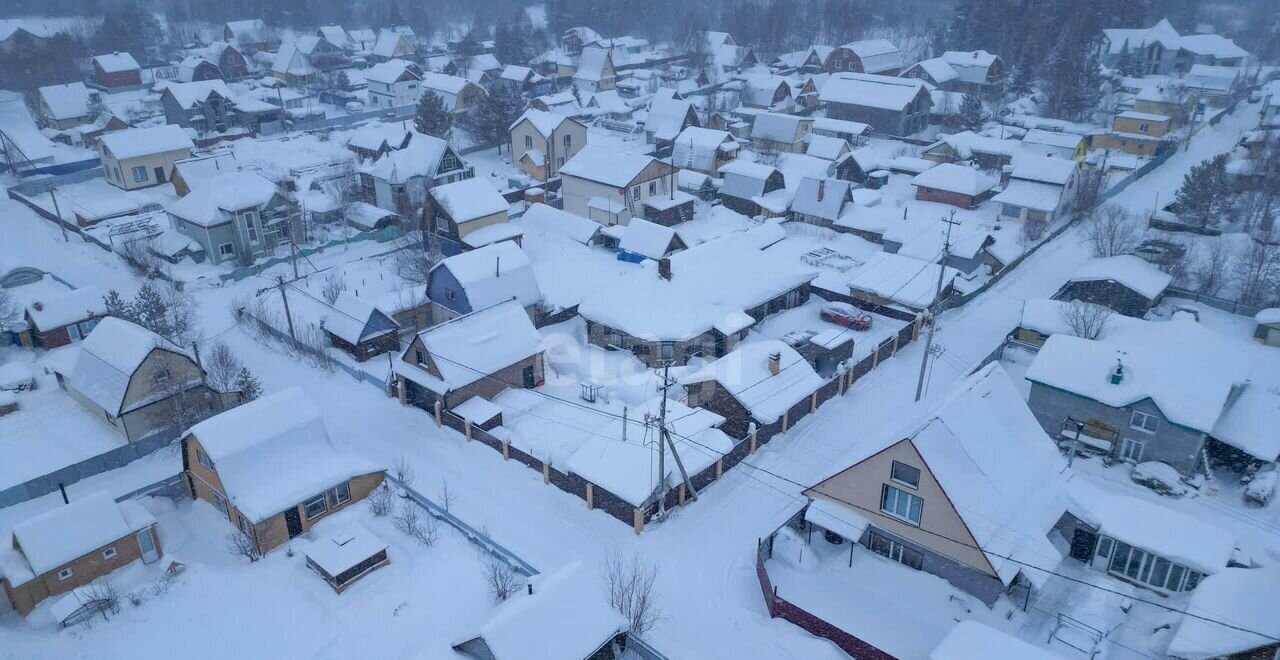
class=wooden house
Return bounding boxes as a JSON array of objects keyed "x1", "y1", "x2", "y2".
[
  {"x1": 1051, "y1": 255, "x2": 1172, "y2": 318},
  {"x1": 910, "y1": 163, "x2": 998, "y2": 209},
  {"x1": 559, "y1": 147, "x2": 678, "y2": 226},
  {"x1": 182, "y1": 388, "x2": 384, "y2": 555},
  {"x1": 718, "y1": 160, "x2": 787, "y2": 218},
  {"x1": 427, "y1": 178, "x2": 513, "y2": 257},
  {"x1": 97, "y1": 125, "x2": 194, "y2": 191},
  {"x1": 509, "y1": 109, "x2": 588, "y2": 181},
  {"x1": 22, "y1": 286, "x2": 106, "y2": 348},
  {"x1": 0, "y1": 492, "x2": 161, "y2": 615},
  {"x1": 824, "y1": 39, "x2": 903, "y2": 75},
  {"x1": 321, "y1": 294, "x2": 401, "y2": 361},
  {"x1": 426, "y1": 241, "x2": 542, "y2": 325},
  {"x1": 820, "y1": 73, "x2": 931, "y2": 137},
  {"x1": 750, "y1": 112, "x2": 813, "y2": 154},
  {"x1": 92, "y1": 53, "x2": 141, "y2": 88},
  {"x1": 223, "y1": 19, "x2": 272, "y2": 51}
]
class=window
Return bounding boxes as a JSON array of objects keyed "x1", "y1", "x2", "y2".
[
  {"x1": 868, "y1": 531, "x2": 924, "y2": 570},
  {"x1": 326, "y1": 482, "x2": 351, "y2": 507},
  {"x1": 103, "y1": 547, "x2": 118, "y2": 560},
  {"x1": 648, "y1": 181, "x2": 657, "y2": 196},
  {"x1": 563, "y1": 134, "x2": 571, "y2": 148},
  {"x1": 213, "y1": 492, "x2": 229, "y2": 516},
  {"x1": 659, "y1": 343, "x2": 674, "y2": 359},
  {"x1": 1138, "y1": 122, "x2": 1150, "y2": 133},
  {"x1": 238, "y1": 513, "x2": 253, "y2": 536},
  {"x1": 1001, "y1": 203, "x2": 1023, "y2": 218},
  {"x1": 1105, "y1": 538, "x2": 1202, "y2": 591},
  {"x1": 880, "y1": 484, "x2": 923, "y2": 525},
  {"x1": 436, "y1": 214, "x2": 450, "y2": 231},
  {"x1": 445, "y1": 288, "x2": 456, "y2": 301},
  {"x1": 218, "y1": 243, "x2": 235, "y2": 257},
  {"x1": 440, "y1": 152, "x2": 460, "y2": 172},
  {"x1": 1130, "y1": 410, "x2": 1160, "y2": 434},
  {"x1": 525, "y1": 135, "x2": 533, "y2": 148},
  {"x1": 1120, "y1": 437, "x2": 1146, "y2": 462},
  {"x1": 132, "y1": 166, "x2": 148, "y2": 182},
  {"x1": 631, "y1": 187, "x2": 640, "y2": 201},
  {"x1": 197, "y1": 448, "x2": 214, "y2": 471},
  {"x1": 1097, "y1": 537, "x2": 1113, "y2": 559},
  {"x1": 890, "y1": 461, "x2": 920, "y2": 489},
  {"x1": 303, "y1": 493, "x2": 328, "y2": 519},
  {"x1": 58, "y1": 568, "x2": 74, "y2": 581},
  {"x1": 415, "y1": 349, "x2": 428, "y2": 367},
  {"x1": 152, "y1": 368, "x2": 171, "y2": 385}
]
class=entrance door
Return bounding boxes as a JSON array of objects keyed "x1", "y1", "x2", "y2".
[
  {"x1": 284, "y1": 506, "x2": 304, "y2": 538},
  {"x1": 1069, "y1": 528, "x2": 1098, "y2": 563},
  {"x1": 137, "y1": 528, "x2": 159, "y2": 564},
  {"x1": 154, "y1": 167, "x2": 167, "y2": 183}
]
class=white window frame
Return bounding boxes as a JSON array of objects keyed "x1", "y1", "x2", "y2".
[
  {"x1": 630, "y1": 186, "x2": 640, "y2": 201},
  {"x1": 58, "y1": 568, "x2": 74, "y2": 581},
  {"x1": 197, "y1": 448, "x2": 214, "y2": 471},
  {"x1": 890, "y1": 460, "x2": 920, "y2": 489},
  {"x1": 303, "y1": 493, "x2": 328, "y2": 520},
  {"x1": 880, "y1": 484, "x2": 923, "y2": 525},
  {"x1": 524, "y1": 135, "x2": 533, "y2": 148},
  {"x1": 648, "y1": 181, "x2": 657, "y2": 196},
  {"x1": 132, "y1": 166, "x2": 148, "y2": 183},
  {"x1": 103, "y1": 547, "x2": 118, "y2": 560},
  {"x1": 1130, "y1": 410, "x2": 1160, "y2": 434},
  {"x1": 326, "y1": 482, "x2": 352, "y2": 508},
  {"x1": 218, "y1": 243, "x2": 235, "y2": 257},
  {"x1": 1120, "y1": 437, "x2": 1146, "y2": 462}
]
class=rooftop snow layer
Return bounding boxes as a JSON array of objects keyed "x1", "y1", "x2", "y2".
[
  {"x1": 819, "y1": 73, "x2": 927, "y2": 110},
  {"x1": 9, "y1": 491, "x2": 152, "y2": 579},
  {"x1": 167, "y1": 171, "x2": 277, "y2": 226},
  {"x1": 682, "y1": 340, "x2": 825, "y2": 424},
  {"x1": 98, "y1": 125, "x2": 194, "y2": 160},
  {"x1": 431, "y1": 241, "x2": 541, "y2": 310},
  {"x1": 929, "y1": 621, "x2": 1061, "y2": 660},
  {"x1": 25, "y1": 286, "x2": 105, "y2": 329},
  {"x1": 394, "y1": 299, "x2": 542, "y2": 395},
  {"x1": 560, "y1": 145, "x2": 660, "y2": 188},
  {"x1": 910, "y1": 163, "x2": 998, "y2": 196},
  {"x1": 1167, "y1": 567, "x2": 1280, "y2": 660},
  {"x1": 93, "y1": 52, "x2": 139, "y2": 73},
  {"x1": 62, "y1": 317, "x2": 189, "y2": 415},
  {"x1": 430, "y1": 177, "x2": 508, "y2": 223},
  {"x1": 847, "y1": 252, "x2": 958, "y2": 310},
  {"x1": 1066, "y1": 255, "x2": 1172, "y2": 299}
]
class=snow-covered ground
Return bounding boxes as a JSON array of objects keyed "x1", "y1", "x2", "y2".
[{"x1": 0, "y1": 95, "x2": 1271, "y2": 660}]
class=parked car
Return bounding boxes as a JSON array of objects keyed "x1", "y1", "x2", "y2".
[
  {"x1": 820, "y1": 302, "x2": 873, "y2": 331},
  {"x1": 1131, "y1": 461, "x2": 1188, "y2": 497},
  {"x1": 1245, "y1": 468, "x2": 1276, "y2": 506}
]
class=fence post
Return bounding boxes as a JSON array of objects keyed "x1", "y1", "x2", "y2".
[
  {"x1": 810, "y1": 391, "x2": 817, "y2": 413},
  {"x1": 542, "y1": 462, "x2": 550, "y2": 484},
  {"x1": 396, "y1": 377, "x2": 406, "y2": 405},
  {"x1": 838, "y1": 370, "x2": 846, "y2": 395},
  {"x1": 434, "y1": 401, "x2": 442, "y2": 427},
  {"x1": 465, "y1": 420, "x2": 472, "y2": 442},
  {"x1": 678, "y1": 483, "x2": 686, "y2": 505},
  {"x1": 872, "y1": 346, "x2": 880, "y2": 369},
  {"x1": 913, "y1": 316, "x2": 922, "y2": 340},
  {"x1": 715, "y1": 458, "x2": 723, "y2": 480},
  {"x1": 782, "y1": 411, "x2": 790, "y2": 433},
  {"x1": 501, "y1": 440, "x2": 510, "y2": 460},
  {"x1": 750, "y1": 430, "x2": 758, "y2": 454},
  {"x1": 633, "y1": 508, "x2": 644, "y2": 534},
  {"x1": 586, "y1": 483, "x2": 594, "y2": 509},
  {"x1": 891, "y1": 334, "x2": 900, "y2": 356}
]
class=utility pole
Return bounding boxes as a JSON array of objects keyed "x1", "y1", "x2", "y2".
[
  {"x1": 914, "y1": 211, "x2": 959, "y2": 402},
  {"x1": 48, "y1": 184, "x2": 68, "y2": 242},
  {"x1": 655, "y1": 361, "x2": 698, "y2": 519},
  {"x1": 277, "y1": 275, "x2": 297, "y2": 342}
]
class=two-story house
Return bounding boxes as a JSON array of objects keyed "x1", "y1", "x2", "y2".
[
  {"x1": 161, "y1": 80, "x2": 238, "y2": 135},
  {"x1": 559, "y1": 146, "x2": 678, "y2": 225},
  {"x1": 426, "y1": 241, "x2": 543, "y2": 325},
  {"x1": 363, "y1": 59, "x2": 422, "y2": 111},
  {"x1": 167, "y1": 171, "x2": 293, "y2": 265},
  {"x1": 427, "y1": 177, "x2": 515, "y2": 256},
  {"x1": 671, "y1": 127, "x2": 739, "y2": 177},
  {"x1": 358, "y1": 132, "x2": 473, "y2": 216},
  {"x1": 508, "y1": 109, "x2": 588, "y2": 181},
  {"x1": 819, "y1": 73, "x2": 932, "y2": 137},
  {"x1": 992, "y1": 154, "x2": 1080, "y2": 225},
  {"x1": 824, "y1": 39, "x2": 904, "y2": 75},
  {"x1": 97, "y1": 125, "x2": 194, "y2": 191}
]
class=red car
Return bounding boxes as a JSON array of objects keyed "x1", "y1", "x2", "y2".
[{"x1": 820, "y1": 303, "x2": 873, "y2": 331}]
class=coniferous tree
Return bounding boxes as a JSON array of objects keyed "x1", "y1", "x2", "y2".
[
  {"x1": 234, "y1": 367, "x2": 262, "y2": 401},
  {"x1": 475, "y1": 84, "x2": 526, "y2": 151},
  {"x1": 1175, "y1": 155, "x2": 1231, "y2": 228},
  {"x1": 959, "y1": 93, "x2": 984, "y2": 132},
  {"x1": 414, "y1": 91, "x2": 452, "y2": 138},
  {"x1": 102, "y1": 289, "x2": 135, "y2": 323},
  {"x1": 131, "y1": 282, "x2": 171, "y2": 339},
  {"x1": 93, "y1": 2, "x2": 162, "y2": 62}
]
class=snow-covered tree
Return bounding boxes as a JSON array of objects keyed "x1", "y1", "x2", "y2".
[
  {"x1": 1174, "y1": 154, "x2": 1231, "y2": 228},
  {"x1": 414, "y1": 91, "x2": 452, "y2": 138},
  {"x1": 474, "y1": 84, "x2": 526, "y2": 152},
  {"x1": 234, "y1": 367, "x2": 262, "y2": 402},
  {"x1": 959, "y1": 93, "x2": 984, "y2": 132}
]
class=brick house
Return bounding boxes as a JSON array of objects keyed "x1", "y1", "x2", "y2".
[
  {"x1": 909, "y1": 163, "x2": 998, "y2": 209},
  {"x1": 683, "y1": 340, "x2": 825, "y2": 438},
  {"x1": 392, "y1": 299, "x2": 545, "y2": 414},
  {"x1": 0, "y1": 491, "x2": 161, "y2": 615},
  {"x1": 22, "y1": 286, "x2": 106, "y2": 348},
  {"x1": 182, "y1": 388, "x2": 385, "y2": 555},
  {"x1": 92, "y1": 52, "x2": 141, "y2": 88}
]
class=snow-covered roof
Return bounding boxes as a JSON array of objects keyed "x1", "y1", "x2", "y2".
[
  {"x1": 362, "y1": 58, "x2": 420, "y2": 85},
  {"x1": 1167, "y1": 567, "x2": 1280, "y2": 660},
  {"x1": 456, "y1": 561, "x2": 625, "y2": 660},
  {"x1": 38, "y1": 82, "x2": 94, "y2": 121},
  {"x1": 1066, "y1": 255, "x2": 1172, "y2": 300},
  {"x1": 322, "y1": 293, "x2": 399, "y2": 345},
  {"x1": 644, "y1": 94, "x2": 695, "y2": 142},
  {"x1": 1256, "y1": 308, "x2": 1280, "y2": 325},
  {"x1": 99, "y1": 124, "x2": 194, "y2": 160},
  {"x1": 372, "y1": 29, "x2": 408, "y2": 58},
  {"x1": 1117, "y1": 110, "x2": 1170, "y2": 123},
  {"x1": 683, "y1": 340, "x2": 825, "y2": 424},
  {"x1": 619, "y1": 218, "x2": 678, "y2": 260},
  {"x1": 847, "y1": 251, "x2": 958, "y2": 310},
  {"x1": 6, "y1": 492, "x2": 153, "y2": 581},
  {"x1": 719, "y1": 160, "x2": 781, "y2": 201},
  {"x1": 804, "y1": 497, "x2": 869, "y2": 543},
  {"x1": 1210, "y1": 381, "x2": 1280, "y2": 462},
  {"x1": 499, "y1": 65, "x2": 540, "y2": 82},
  {"x1": 302, "y1": 522, "x2": 388, "y2": 577},
  {"x1": 672, "y1": 127, "x2": 736, "y2": 171},
  {"x1": 517, "y1": 203, "x2": 600, "y2": 245},
  {"x1": 805, "y1": 135, "x2": 849, "y2": 160},
  {"x1": 186, "y1": 388, "x2": 380, "y2": 522},
  {"x1": 929, "y1": 130, "x2": 1021, "y2": 159},
  {"x1": 430, "y1": 178, "x2": 508, "y2": 223},
  {"x1": 813, "y1": 117, "x2": 870, "y2": 137},
  {"x1": 164, "y1": 79, "x2": 233, "y2": 110},
  {"x1": 432, "y1": 241, "x2": 542, "y2": 311},
  {"x1": 929, "y1": 621, "x2": 1061, "y2": 660},
  {"x1": 574, "y1": 47, "x2": 612, "y2": 82},
  {"x1": 839, "y1": 39, "x2": 903, "y2": 74},
  {"x1": 751, "y1": 112, "x2": 810, "y2": 143},
  {"x1": 1021, "y1": 128, "x2": 1084, "y2": 151},
  {"x1": 1009, "y1": 154, "x2": 1077, "y2": 185},
  {"x1": 168, "y1": 171, "x2": 278, "y2": 226},
  {"x1": 394, "y1": 299, "x2": 542, "y2": 395},
  {"x1": 451, "y1": 395, "x2": 503, "y2": 424},
  {"x1": 62, "y1": 317, "x2": 191, "y2": 416},
  {"x1": 990, "y1": 180, "x2": 1063, "y2": 212},
  {"x1": 346, "y1": 122, "x2": 411, "y2": 154},
  {"x1": 560, "y1": 145, "x2": 661, "y2": 188},
  {"x1": 911, "y1": 163, "x2": 997, "y2": 196},
  {"x1": 317, "y1": 26, "x2": 348, "y2": 47},
  {"x1": 819, "y1": 73, "x2": 927, "y2": 110},
  {"x1": 790, "y1": 177, "x2": 850, "y2": 221},
  {"x1": 1104, "y1": 18, "x2": 1247, "y2": 60},
  {"x1": 25, "y1": 286, "x2": 105, "y2": 330},
  {"x1": 510, "y1": 108, "x2": 572, "y2": 138},
  {"x1": 1177, "y1": 34, "x2": 1249, "y2": 59},
  {"x1": 1068, "y1": 480, "x2": 1234, "y2": 575},
  {"x1": 579, "y1": 222, "x2": 812, "y2": 341},
  {"x1": 462, "y1": 223, "x2": 525, "y2": 250},
  {"x1": 1185, "y1": 64, "x2": 1241, "y2": 93},
  {"x1": 361, "y1": 132, "x2": 451, "y2": 183},
  {"x1": 93, "y1": 52, "x2": 139, "y2": 73},
  {"x1": 420, "y1": 72, "x2": 471, "y2": 96}
]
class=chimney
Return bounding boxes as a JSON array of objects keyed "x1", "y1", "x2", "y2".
[
  {"x1": 495, "y1": 256, "x2": 501, "y2": 278},
  {"x1": 767, "y1": 351, "x2": 781, "y2": 376},
  {"x1": 527, "y1": 582, "x2": 534, "y2": 595},
  {"x1": 32, "y1": 301, "x2": 43, "y2": 311},
  {"x1": 658, "y1": 257, "x2": 672, "y2": 281},
  {"x1": 1110, "y1": 359, "x2": 1124, "y2": 385}
]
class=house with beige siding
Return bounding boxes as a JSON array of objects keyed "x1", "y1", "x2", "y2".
[
  {"x1": 97, "y1": 125, "x2": 195, "y2": 191},
  {"x1": 559, "y1": 146, "x2": 678, "y2": 225},
  {"x1": 799, "y1": 363, "x2": 1068, "y2": 606},
  {"x1": 508, "y1": 109, "x2": 588, "y2": 181},
  {"x1": 181, "y1": 388, "x2": 385, "y2": 555},
  {"x1": 54, "y1": 317, "x2": 218, "y2": 442},
  {"x1": 0, "y1": 491, "x2": 161, "y2": 615},
  {"x1": 427, "y1": 178, "x2": 514, "y2": 256},
  {"x1": 392, "y1": 299, "x2": 544, "y2": 413}
]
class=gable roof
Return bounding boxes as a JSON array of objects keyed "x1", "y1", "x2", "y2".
[
  {"x1": 1065, "y1": 255, "x2": 1172, "y2": 299},
  {"x1": 363, "y1": 58, "x2": 420, "y2": 85},
  {"x1": 790, "y1": 177, "x2": 851, "y2": 220},
  {"x1": 25, "y1": 286, "x2": 105, "y2": 329},
  {"x1": 38, "y1": 82, "x2": 94, "y2": 121},
  {"x1": 394, "y1": 299, "x2": 542, "y2": 395},
  {"x1": 361, "y1": 132, "x2": 452, "y2": 183},
  {"x1": 911, "y1": 163, "x2": 998, "y2": 196},
  {"x1": 751, "y1": 112, "x2": 811, "y2": 143},
  {"x1": 430, "y1": 178, "x2": 508, "y2": 223},
  {"x1": 560, "y1": 145, "x2": 665, "y2": 188},
  {"x1": 9, "y1": 491, "x2": 153, "y2": 578},
  {"x1": 672, "y1": 127, "x2": 736, "y2": 170},
  {"x1": 517, "y1": 203, "x2": 600, "y2": 245},
  {"x1": 819, "y1": 73, "x2": 928, "y2": 110},
  {"x1": 683, "y1": 340, "x2": 825, "y2": 424},
  {"x1": 164, "y1": 79, "x2": 233, "y2": 110},
  {"x1": 930, "y1": 621, "x2": 1061, "y2": 660},
  {"x1": 372, "y1": 29, "x2": 409, "y2": 58},
  {"x1": 99, "y1": 124, "x2": 194, "y2": 160},
  {"x1": 619, "y1": 218, "x2": 678, "y2": 260},
  {"x1": 432, "y1": 241, "x2": 542, "y2": 310},
  {"x1": 847, "y1": 251, "x2": 959, "y2": 310},
  {"x1": 93, "y1": 52, "x2": 139, "y2": 73},
  {"x1": 62, "y1": 317, "x2": 193, "y2": 415},
  {"x1": 322, "y1": 293, "x2": 400, "y2": 345},
  {"x1": 645, "y1": 94, "x2": 696, "y2": 142},
  {"x1": 719, "y1": 160, "x2": 782, "y2": 200},
  {"x1": 1167, "y1": 567, "x2": 1280, "y2": 660},
  {"x1": 171, "y1": 152, "x2": 236, "y2": 191},
  {"x1": 186, "y1": 388, "x2": 379, "y2": 522},
  {"x1": 839, "y1": 39, "x2": 902, "y2": 73},
  {"x1": 574, "y1": 47, "x2": 613, "y2": 82},
  {"x1": 510, "y1": 108, "x2": 573, "y2": 138},
  {"x1": 317, "y1": 25, "x2": 348, "y2": 47},
  {"x1": 345, "y1": 121, "x2": 411, "y2": 153},
  {"x1": 167, "y1": 171, "x2": 278, "y2": 226},
  {"x1": 1010, "y1": 154, "x2": 1077, "y2": 185}
]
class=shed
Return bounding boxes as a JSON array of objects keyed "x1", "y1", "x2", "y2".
[
  {"x1": 321, "y1": 293, "x2": 402, "y2": 361},
  {"x1": 303, "y1": 523, "x2": 390, "y2": 594},
  {"x1": 1052, "y1": 256, "x2": 1172, "y2": 318},
  {"x1": 910, "y1": 163, "x2": 997, "y2": 208}
]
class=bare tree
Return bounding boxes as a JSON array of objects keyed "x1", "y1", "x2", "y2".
[
  {"x1": 118, "y1": 237, "x2": 165, "y2": 278},
  {"x1": 1019, "y1": 217, "x2": 1048, "y2": 248},
  {"x1": 226, "y1": 530, "x2": 262, "y2": 562},
  {"x1": 1073, "y1": 167, "x2": 1107, "y2": 219},
  {"x1": 156, "y1": 281, "x2": 197, "y2": 346},
  {"x1": 205, "y1": 342, "x2": 241, "y2": 395},
  {"x1": 1235, "y1": 241, "x2": 1280, "y2": 307},
  {"x1": 76, "y1": 580, "x2": 121, "y2": 622},
  {"x1": 1084, "y1": 205, "x2": 1141, "y2": 258},
  {"x1": 439, "y1": 479, "x2": 455, "y2": 513},
  {"x1": 393, "y1": 501, "x2": 439, "y2": 545},
  {"x1": 391, "y1": 230, "x2": 442, "y2": 285},
  {"x1": 369, "y1": 483, "x2": 395, "y2": 516},
  {"x1": 321, "y1": 272, "x2": 347, "y2": 304},
  {"x1": 1059, "y1": 300, "x2": 1113, "y2": 340},
  {"x1": 392, "y1": 455, "x2": 416, "y2": 488},
  {"x1": 603, "y1": 552, "x2": 662, "y2": 637},
  {"x1": 481, "y1": 557, "x2": 522, "y2": 602}
]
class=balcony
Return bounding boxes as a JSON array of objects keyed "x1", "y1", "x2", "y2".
[{"x1": 1058, "y1": 417, "x2": 1118, "y2": 454}]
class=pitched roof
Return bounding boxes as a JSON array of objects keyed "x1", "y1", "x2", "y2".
[
  {"x1": 167, "y1": 171, "x2": 278, "y2": 226},
  {"x1": 394, "y1": 299, "x2": 542, "y2": 395},
  {"x1": 619, "y1": 218, "x2": 678, "y2": 260},
  {"x1": 847, "y1": 251, "x2": 959, "y2": 310},
  {"x1": 61, "y1": 317, "x2": 192, "y2": 415},
  {"x1": 819, "y1": 73, "x2": 928, "y2": 110},
  {"x1": 839, "y1": 39, "x2": 902, "y2": 73},
  {"x1": 10, "y1": 491, "x2": 153, "y2": 578},
  {"x1": 322, "y1": 293, "x2": 399, "y2": 345},
  {"x1": 363, "y1": 58, "x2": 420, "y2": 85},
  {"x1": 790, "y1": 177, "x2": 851, "y2": 220},
  {"x1": 1010, "y1": 154, "x2": 1077, "y2": 185},
  {"x1": 683, "y1": 340, "x2": 825, "y2": 424},
  {"x1": 93, "y1": 52, "x2": 139, "y2": 73},
  {"x1": 38, "y1": 82, "x2": 93, "y2": 121},
  {"x1": 430, "y1": 177, "x2": 508, "y2": 222},
  {"x1": 930, "y1": 621, "x2": 1061, "y2": 660},
  {"x1": 911, "y1": 162, "x2": 998, "y2": 196},
  {"x1": 517, "y1": 203, "x2": 600, "y2": 245},
  {"x1": 99, "y1": 124, "x2": 194, "y2": 160},
  {"x1": 751, "y1": 112, "x2": 811, "y2": 143},
  {"x1": 644, "y1": 94, "x2": 695, "y2": 142},
  {"x1": 372, "y1": 29, "x2": 408, "y2": 58},
  {"x1": 560, "y1": 145, "x2": 663, "y2": 188},
  {"x1": 432, "y1": 241, "x2": 542, "y2": 310},
  {"x1": 510, "y1": 108, "x2": 571, "y2": 138},
  {"x1": 1167, "y1": 567, "x2": 1280, "y2": 660},
  {"x1": 186, "y1": 388, "x2": 379, "y2": 522},
  {"x1": 1065, "y1": 255, "x2": 1172, "y2": 299},
  {"x1": 164, "y1": 79, "x2": 233, "y2": 110},
  {"x1": 672, "y1": 127, "x2": 736, "y2": 171},
  {"x1": 25, "y1": 286, "x2": 105, "y2": 329},
  {"x1": 361, "y1": 132, "x2": 451, "y2": 183}
]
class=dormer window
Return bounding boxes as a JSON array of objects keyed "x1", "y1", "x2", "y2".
[{"x1": 415, "y1": 349, "x2": 428, "y2": 367}]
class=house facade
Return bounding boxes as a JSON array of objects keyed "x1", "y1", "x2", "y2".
[
  {"x1": 168, "y1": 171, "x2": 293, "y2": 266},
  {"x1": 560, "y1": 147, "x2": 678, "y2": 225},
  {"x1": 824, "y1": 40, "x2": 904, "y2": 75},
  {"x1": 820, "y1": 74, "x2": 932, "y2": 136},
  {"x1": 1098, "y1": 19, "x2": 1248, "y2": 76},
  {"x1": 508, "y1": 109, "x2": 588, "y2": 181},
  {"x1": 426, "y1": 241, "x2": 543, "y2": 325},
  {"x1": 22, "y1": 286, "x2": 106, "y2": 348},
  {"x1": 92, "y1": 53, "x2": 141, "y2": 88},
  {"x1": 97, "y1": 125, "x2": 194, "y2": 191},
  {"x1": 359, "y1": 133, "x2": 473, "y2": 217},
  {"x1": 161, "y1": 80, "x2": 238, "y2": 134},
  {"x1": 364, "y1": 59, "x2": 422, "y2": 110},
  {"x1": 427, "y1": 178, "x2": 513, "y2": 256}
]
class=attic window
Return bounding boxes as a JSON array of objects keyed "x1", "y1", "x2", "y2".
[
  {"x1": 102, "y1": 547, "x2": 118, "y2": 560},
  {"x1": 415, "y1": 349, "x2": 428, "y2": 367},
  {"x1": 153, "y1": 368, "x2": 171, "y2": 385},
  {"x1": 197, "y1": 448, "x2": 214, "y2": 471},
  {"x1": 58, "y1": 568, "x2": 74, "y2": 581},
  {"x1": 890, "y1": 461, "x2": 920, "y2": 489}
]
